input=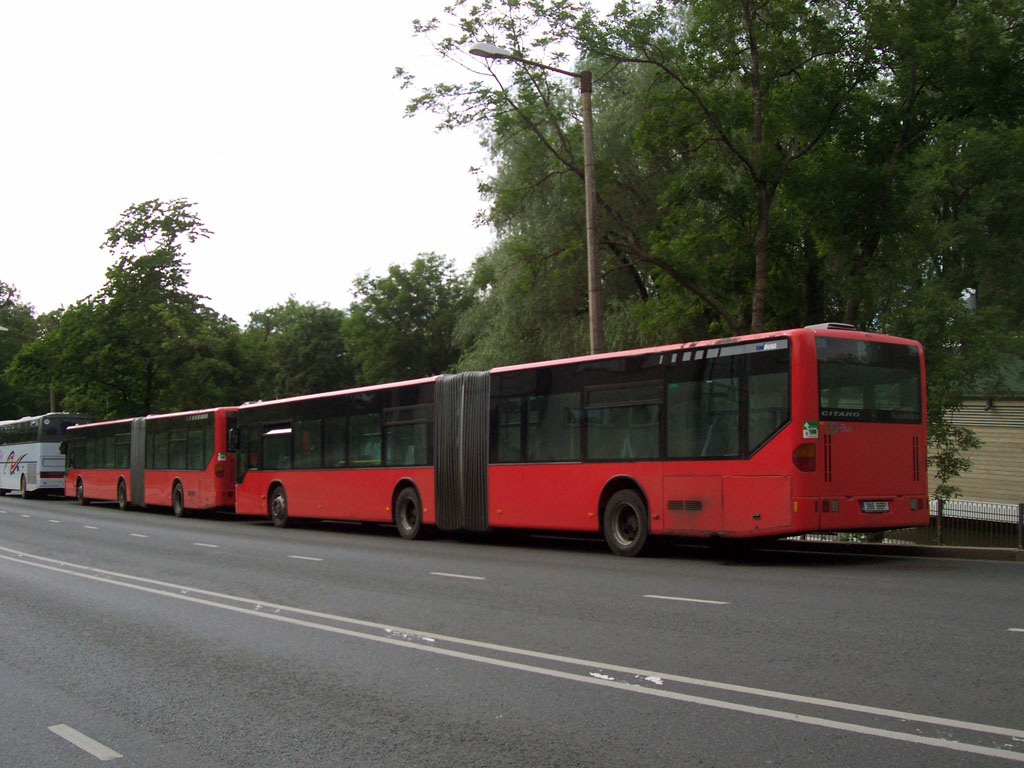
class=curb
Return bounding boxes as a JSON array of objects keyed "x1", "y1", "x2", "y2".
[{"x1": 763, "y1": 539, "x2": 1024, "y2": 563}]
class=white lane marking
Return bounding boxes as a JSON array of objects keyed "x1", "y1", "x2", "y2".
[
  {"x1": 48, "y1": 724, "x2": 123, "y2": 761},
  {"x1": 430, "y1": 571, "x2": 485, "y2": 581},
  {"x1": 288, "y1": 555, "x2": 323, "y2": 561},
  {"x1": 84, "y1": 525, "x2": 98, "y2": 530},
  {"x1": 1010, "y1": 628, "x2": 1024, "y2": 633},
  {"x1": 49, "y1": 519, "x2": 61, "y2": 523},
  {"x1": 644, "y1": 594, "x2": 729, "y2": 605},
  {"x1": 21, "y1": 514, "x2": 31, "y2": 518},
  {"x1": 129, "y1": 534, "x2": 147, "y2": 538},
  {"x1": 5, "y1": 546, "x2": 1023, "y2": 762},
  {"x1": 193, "y1": 543, "x2": 220, "y2": 549}
]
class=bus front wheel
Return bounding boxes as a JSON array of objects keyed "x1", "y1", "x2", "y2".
[
  {"x1": 603, "y1": 489, "x2": 650, "y2": 557},
  {"x1": 394, "y1": 487, "x2": 424, "y2": 540},
  {"x1": 117, "y1": 480, "x2": 129, "y2": 511},
  {"x1": 268, "y1": 486, "x2": 289, "y2": 528},
  {"x1": 76, "y1": 479, "x2": 89, "y2": 506}
]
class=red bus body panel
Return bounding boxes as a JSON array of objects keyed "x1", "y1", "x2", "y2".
[
  {"x1": 234, "y1": 467, "x2": 435, "y2": 523},
  {"x1": 65, "y1": 408, "x2": 237, "y2": 512}
]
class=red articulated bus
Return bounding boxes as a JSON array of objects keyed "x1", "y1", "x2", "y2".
[
  {"x1": 64, "y1": 407, "x2": 237, "y2": 516},
  {"x1": 233, "y1": 325, "x2": 928, "y2": 555}
]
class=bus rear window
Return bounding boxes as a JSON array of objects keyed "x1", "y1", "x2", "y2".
[{"x1": 817, "y1": 337, "x2": 921, "y2": 423}]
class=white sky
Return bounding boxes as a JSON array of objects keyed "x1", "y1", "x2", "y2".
[{"x1": 1, "y1": 1, "x2": 496, "y2": 325}]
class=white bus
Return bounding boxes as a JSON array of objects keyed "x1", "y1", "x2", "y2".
[{"x1": 0, "y1": 412, "x2": 92, "y2": 497}]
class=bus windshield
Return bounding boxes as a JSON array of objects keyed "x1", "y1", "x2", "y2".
[
  {"x1": 817, "y1": 337, "x2": 921, "y2": 423},
  {"x1": 42, "y1": 415, "x2": 91, "y2": 441}
]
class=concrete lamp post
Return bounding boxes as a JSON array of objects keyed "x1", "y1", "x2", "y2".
[{"x1": 469, "y1": 42, "x2": 604, "y2": 355}]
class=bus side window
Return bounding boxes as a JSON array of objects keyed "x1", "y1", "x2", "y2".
[
  {"x1": 526, "y1": 393, "x2": 581, "y2": 462},
  {"x1": 491, "y1": 397, "x2": 523, "y2": 463},
  {"x1": 324, "y1": 416, "x2": 347, "y2": 467},
  {"x1": 293, "y1": 419, "x2": 323, "y2": 469},
  {"x1": 349, "y1": 413, "x2": 382, "y2": 467},
  {"x1": 262, "y1": 426, "x2": 293, "y2": 470}
]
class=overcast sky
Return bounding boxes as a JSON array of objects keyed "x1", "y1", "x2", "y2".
[{"x1": 1, "y1": 1, "x2": 496, "y2": 325}]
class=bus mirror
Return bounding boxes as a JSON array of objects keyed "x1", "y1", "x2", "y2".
[{"x1": 58, "y1": 441, "x2": 66, "y2": 455}]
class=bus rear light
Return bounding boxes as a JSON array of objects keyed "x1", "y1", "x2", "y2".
[
  {"x1": 214, "y1": 463, "x2": 224, "y2": 478},
  {"x1": 793, "y1": 444, "x2": 816, "y2": 472}
]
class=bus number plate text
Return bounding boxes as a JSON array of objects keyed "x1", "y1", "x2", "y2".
[{"x1": 861, "y1": 501, "x2": 890, "y2": 513}]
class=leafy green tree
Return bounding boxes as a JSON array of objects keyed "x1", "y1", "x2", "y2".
[
  {"x1": 243, "y1": 298, "x2": 353, "y2": 400},
  {"x1": 406, "y1": 0, "x2": 871, "y2": 335},
  {"x1": 9, "y1": 198, "x2": 249, "y2": 419},
  {"x1": 0, "y1": 283, "x2": 50, "y2": 417},
  {"x1": 345, "y1": 254, "x2": 477, "y2": 384}
]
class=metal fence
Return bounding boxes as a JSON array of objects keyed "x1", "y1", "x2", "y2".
[{"x1": 794, "y1": 499, "x2": 1024, "y2": 549}]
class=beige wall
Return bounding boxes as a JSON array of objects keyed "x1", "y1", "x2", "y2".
[{"x1": 929, "y1": 399, "x2": 1024, "y2": 504}]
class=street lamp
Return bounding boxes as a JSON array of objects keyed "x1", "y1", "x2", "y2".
[{"x1": 469, "y1": 42, "x2": 604, "y2": 355}]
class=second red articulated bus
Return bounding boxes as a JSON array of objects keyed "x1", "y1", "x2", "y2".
[
  {"x1": 232, "y1": 325, "x2": 928, "y2": 554},
  {"x1": 64, "y1": 407, "x2": 237, "y2": 516}
]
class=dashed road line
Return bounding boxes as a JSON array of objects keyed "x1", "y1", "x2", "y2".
[
  {"x1": 129, "y1": 534, "x2": 148, "y2": 538},
  {"x1": 430, "y1": 571, "x2": 486, "y2": 581},
  {"x1": 644, "y1": 594, "x2": 729, "y2": 605},
  {"x1": 193, "y1": 543, "x2": 220, "y2": 548},
  {"x1": 288, "y1": 555, "x2": 323, "y2": 561},
  {"x1": 48, "y1": 724, "x2": 122, "y2": 761}
]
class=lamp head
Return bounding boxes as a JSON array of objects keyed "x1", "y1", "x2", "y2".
[{"x1": 468, "y1": 42, "x2": 515, "y2": 60}]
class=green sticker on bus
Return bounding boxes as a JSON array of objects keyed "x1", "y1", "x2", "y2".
[{"x1": 803, "y1": 421, "x2": 819, "y2": 439}]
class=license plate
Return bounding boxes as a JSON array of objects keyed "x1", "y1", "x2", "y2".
[{"x1": 861, "y1": 501, "x2": 890, "y2": 513}]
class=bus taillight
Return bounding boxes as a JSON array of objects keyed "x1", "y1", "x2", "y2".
[
  {"x1": 793, "y1": 443, "x2": 816, "y2": 472},
  {"x1": 214, "y1": 463, "x2": 225, "y2": 478}
]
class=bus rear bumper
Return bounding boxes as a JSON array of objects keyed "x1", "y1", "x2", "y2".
[{"x1": 795, "y1": 495, "x2": 931, "y2": 534}]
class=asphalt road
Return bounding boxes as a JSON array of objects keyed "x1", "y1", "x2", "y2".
[{"x1": 1, "y1": 494, "x2": 1022, "y2": 767}]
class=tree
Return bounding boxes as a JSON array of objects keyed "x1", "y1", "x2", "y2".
[
  {"x1": 405, "y1": 0, "x2": 870, "y2": 335},
  {"x1": 345, "y1": 254, "x2": 477, "y2": 384},
  {"x1": 9, "y1": 198, "x2": 246, "y2": 419},
  {"x1": 243, "y1": 298, "x2": 353, "y2": 400},
  {"x1": 0, "y1": 283, "x2": 50, "y2": 417}
]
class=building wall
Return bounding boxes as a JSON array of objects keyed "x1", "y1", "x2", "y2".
[{"x1": 929, "y1": 398, "x2": 1024, "y2": 504}]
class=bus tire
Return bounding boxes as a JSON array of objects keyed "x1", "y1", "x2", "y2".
[
  {"x1": 20, "y1": 475, "x2": 29, "y2": 499},
  {"x1": 172, "y1": 482, "x2": 187, "y2": 518},
  {"x1": 603, "y1": 488, "x2": 650, "y2": 557},
  {"x1": 268, "y1": 485, "x2": 289, "y2": 528},
  {"x1": 76, "y1": 479, "x2": 89, "y2": 506},
  {"x1": 394, "y1": 487, "x2": 424, "y2": 540},
  {"x1": 117, "y1": 479, "x2": 129, "y2": 511}
]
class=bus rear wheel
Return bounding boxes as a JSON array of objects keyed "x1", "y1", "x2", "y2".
[
  {"x1": 603, "y1": 489, "x2": 650, "y2": 557},
  {"x1": 172, "y1": 482, "x2": 187, "y2": 518},
  {"x1": 76, "y1": 479, "x2": 89, "y2": 506},
  {"x1": 268, "y1": 486, "x2": 289, "y2": 528},
  {"x1": 20, "y1": 475, "x2": 29, "y2": 499},
  {"x1": 117, "y1": 480, "x2": 129, "y2": 511},
  {"x1": 394, "y1": 487, "x2": 424, "y2": 540}
]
